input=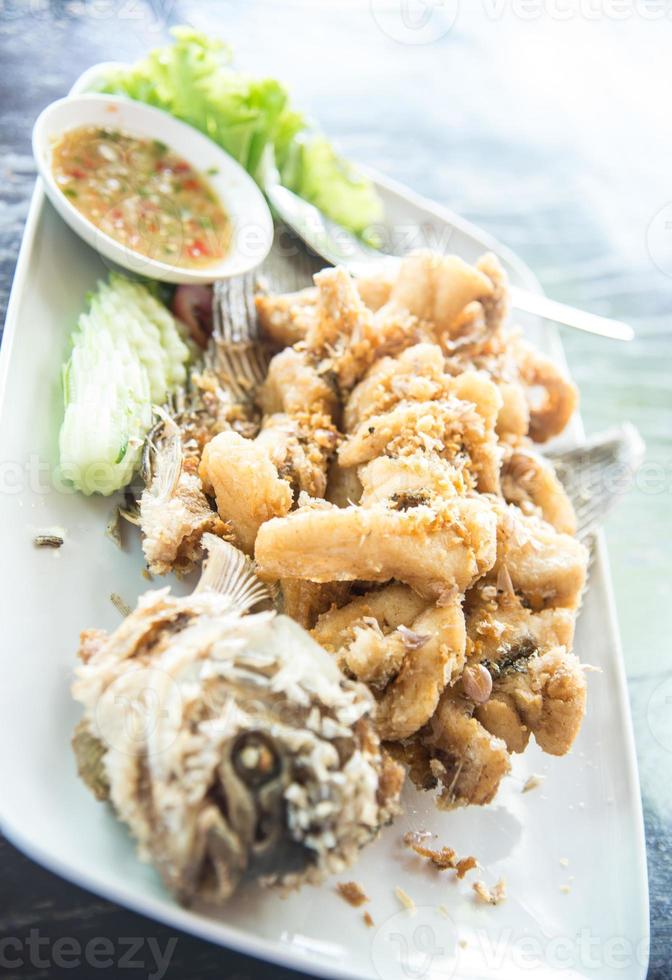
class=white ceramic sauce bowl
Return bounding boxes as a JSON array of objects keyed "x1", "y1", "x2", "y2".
[{"x1": 32, "y1": 94, "x2": 274, "y2": 284}]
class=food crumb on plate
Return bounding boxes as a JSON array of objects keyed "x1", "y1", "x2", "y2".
[
  {"x1": 559, "y1": 856, "x2": 569, "y2": 867},
  {"x1": 560, "y1": 884, "x2": 572, "y2": 894},
  {"x1": 437, "y1": 904, "x2": 450, "y2": 918},
  {"x1": 403, "y1": 830, "x2": 433, "y2": 846},
  {"x1": 110, "y1": 592, "x2": 132, "y2": 617},
  {"x1": 33, "y1": 526, "x2": 66, "y2": 548},
  {"x1": 394, "y1": 886, "x2": 416, "y2": 913},
  {"x1": 473, "y1": 878, "x2": 507, "y2": 906},
  {"x1": 336, "y1": 881, "x2": 369, "y2": 907},
  {"x1": 522, "y1": 773, "x2": 545, "y2": 793},
  {"x1": 363, "y1": 911, "x2": 374, "y2": 928},
  {"x1": 403, "y1": 836, "x2": 478, "y2": 878}
]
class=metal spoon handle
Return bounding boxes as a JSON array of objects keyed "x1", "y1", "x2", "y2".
[
  {"x1": 262, "y1": 161, "x2": 634, "y2": 342},
  {"x1": 510, "y1": 286, "x2": 634, "y2": 342}
]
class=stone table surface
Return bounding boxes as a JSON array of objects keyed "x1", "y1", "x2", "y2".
[{"x1": 0, "y1": 2, "x2": 670, "y2": 978}]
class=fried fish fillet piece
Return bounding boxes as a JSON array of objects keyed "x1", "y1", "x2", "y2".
[
  {"x1": 255, "y1": 412, "x2": 338, "y2": 499},
  {"x1": 255, "y1": 288, "x2": 318, "y2": 347},
  {"x1": 306, "y1": 267, "x2": 426, "y2": 392},
  {"x1": 445, "y1": 326, "x2": 577, "y2": 443},
  {"x1": 256, "y1": 348, "x2": 340, "y2": 497},
  {"x1": 491, "y1": 499, "x2": 588, "y2": 610},
  {"x1": 280, "y1": 579, "x2": 352, "y2": 630},
  {"x1": 200, "y1": 430, "x2": 293, "y2": 554},
  {"x1": 343, "y1": 343, "x2": 447, "y2": 433},
  {"x1": 357, "y1": 454, "x2": 465, "y2": 507},
  {"x1": 375, "y1": 598, "x2": 466, "y2": 741},
  {"x1": 256, "y1": 251, "x2": 507, "y2": 358},
  {"x1": 339, "y1": 385, "x2": 501, "y2": 493},
  {"x1": 464, "y1": 580, "x2": 576, "y2": 660},
  {"x1": 313, "y1": 583, "x2": 428, "y2": 690},
  {"x1": 255, "y1": 270, "x2": 397, "y2": 347},
  {"x1": 313, "y1": 584, "x2": 466, "y2": 741},
  {"x1": 313, "y1": 583, "x2": 428, "y2": 660},
  {"x1": 460, "y1": 581, "x2": 586, "y2": 755},
  {"x1": 516, "y1": 341, "x2": 579, "y2": 443},
  {"x1": 474, "y1": 647, "x2": 587, "y2": 756},
  {"x1": 496, "y1": 381, "x2": 530, "y2": 438},
  {"x1": 258, "y1": 347, "x2": 339, "y2": 418},
  {"x1": 255, "y1": 496, "x2": 497, "y2": 598},
  {"x1": 381, "y1": 251, "x2": 494, "y2": 334},
  {"x1": 500, "y1": 441, "x2": 576, "y2": 535},
  {"x1": 400, "y1": 689, "x2": 511, "y2": 808}
]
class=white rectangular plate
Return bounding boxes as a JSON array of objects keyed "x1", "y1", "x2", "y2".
[{"x1": 0, "y1": 64, "x2": 649, "y2": 980}]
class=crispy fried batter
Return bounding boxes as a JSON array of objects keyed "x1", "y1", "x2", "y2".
[
  {"x1": 314, "y1": 585, "x2": 466, "y2": 740},
  {"x1": 153, "y1": 250, "x2": 589, "y2": 817},
  {"x1": 491, "y1": 499, "x2": 588, "y2": 610},
  {"x1": 255, "y1": 271, "x2": 397, "y2": 348},
  {"x1": 500, "y1": 440, "x2": 576, "y2": 534},
  {"x1": 256, "y1": 288, "x2": 318, "y2": 347},
  {"x1": 281, "y1": 579, "x2": 352, "y2": 630},
  {"x1": 343, "y1": 343, "x2": 446, "y2": 432},
  {"x1": 383, "y1": 251, "x2": 495, "y2": 337},
  {"x1": 516, "y1": 342, "x2": 578, "y2": 443},
  {"x1": 255, "y1": 497, "x2": 497, "y2": 598},
  {"x1": 200, "y1": 430, "x2": 293, "y2": 554},
  {"x1": 305, "y1": 267, "x2": 425, "y2": 392},
  {"x1": 375, "y1": 598, "x2": 466, "y2": 740},
  {"x1": 258, "y1": 347, "x2": 339, "y2": 418},
  {"x1": 424, "y1": 690, "x2": 512, "y2": 808},
  {"x1": 476, "y1": 647, "x2": 587, "y2": 756},
  {"x1": 141, "y1": 468, "x2": 230, "y2": 575},
  {"x1": 358, "y1": 454, "x2": 464, "y2": 507}
]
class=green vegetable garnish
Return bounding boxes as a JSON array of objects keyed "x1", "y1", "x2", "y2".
[
  {"x1": 98, "y1": 27, "x2": 383, "y2": 240},
  {"x1": 59, "y1": 275, "x2": 189, "y2": 496}
]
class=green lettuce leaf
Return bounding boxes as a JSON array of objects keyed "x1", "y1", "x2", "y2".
[{"x1": 98, "y1": 27, "x2": 383, "y2": 239}]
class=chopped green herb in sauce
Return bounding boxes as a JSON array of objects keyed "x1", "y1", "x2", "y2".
[{"x1": 52, "y1": 126, "x2": 231, "y2": 269}]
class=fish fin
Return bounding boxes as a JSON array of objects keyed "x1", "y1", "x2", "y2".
[
  {"x1": 548, "y1": 423, "x2": 645, "y2": 540},
  {"x1": 196, "y1": 534, "x2": 271, "y2": 613},
  {"x1": 146, "y1": 409, "x2": 183, "y2": 502}
]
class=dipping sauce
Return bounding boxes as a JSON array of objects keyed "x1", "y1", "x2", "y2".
[{"x1": 51, "y1": 126, "x2": 232, "y2": 268}]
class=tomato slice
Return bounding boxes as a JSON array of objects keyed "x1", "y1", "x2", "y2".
[{"x1": 171, "y1": 284, "x2": 213, "y2": 348}]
